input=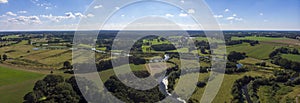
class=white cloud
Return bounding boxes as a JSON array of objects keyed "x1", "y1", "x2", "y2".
[
  {"x1": 115, "y1": 7, "x2": 120, "y2": 10},
  {"x1": 74, "y1": 13, "x2": 87, "y2": 18},
  {"x1": 226, "y1": 16, "x2": 243, "y2": 22},
  {"x1": 45, "y1": 7, "x2": 51, "y2": 10},
  {"x1": 40, "y1": 12, "x2": 79, "y2": 22},
  {"x1": 17, "y1": 11, "x2": 27, "y2": 14},
  {"x1": 87, "y1": 13, "x2": 94, "y2": 17},
  {"x1": 235, "y1": 18, "x2": 243, "y2": 21},
  {"x1": 224, "y1": 8, "x2": 230, "y2": 12},
  {"x1": 40, "y1": 14, "x2": 66, "y2": 22},
  {"x1": 94, "y1": 5, "x2": 103, "y2": 9},
  {"x1": 180, "y1": 0, "x2": 184, "y2": 3},
  {"x1": 226, "y1": 16, "x2": 235, "y2": 20},
  {"x1": 8, "y1": 16, "x2": 41, "y2": 24},
  {"x1": 121, "y1": 14, "x2": 125, "y2": 17},
  {"x1": 40, "y1": 12, "x2": 93, "y2": 22},
  {"x1": 6, "y1": 12, "x2": 17, "y2": 16},
  {"x1": 179, "y1": 13, "x2": 188, "y2": 17},
  {"x1": 214, "y1": 15, "x2": 223, "y2": 18},
  {"x1": 65, "y1": 12, "x2": 76, "y2": 19},
  {"x1": 0, "y1": 0, "x2": 8, "y2": 3},
  {"x1": 165, "y1": 13, "x2": 174, "y2": 17},
  {"x1": 31, "y1": 0, "x2": 55, "y2": 10},
  {"x1": 233, "y1": 14, "x2": 237, "y2": 17},
  {"x1": 259, "y1": 13, "x2": 264, "y2": 16},
  {"x1": 187, "y1": 9, "x2": 195, "y2": 14}
]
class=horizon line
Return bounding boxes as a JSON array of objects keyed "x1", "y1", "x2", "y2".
[{"x1": 1, "y1": 29, "x2": 300, "y2": 32}]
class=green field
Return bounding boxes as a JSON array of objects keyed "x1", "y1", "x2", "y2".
[
  {"x1": 0, "y1": 40, "x2": 72, "y2": 68},
  {"x1": 0, "y1": 66, "x2": 45, "y2": 102},
  {"x1": 281, "y1": 54, "x2": 300, "y2": 62},
  {"x1": 1, "y1": 35, "x2": 21, "y2": 39},
  {"x1": 179, "y1": 70, "x2": 274, "y2": 103},
  {"x1": 232, "y1": 36, "x2": 288, "y2": 41},
  {"x1": 227, "y1": 43, "x2": 276, "y2": 59}
]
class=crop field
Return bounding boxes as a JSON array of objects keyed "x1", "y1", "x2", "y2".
[
  {"x1": 231, "y1": 36, "x2": 289, "y2": 41},
  {"x1": 227, "y1": 43, "x2": 277, "y2": 59},
  {"x1": 1, "y1": 35, "x2": 21, "y2": 39},
  {"x1": 0, "y1": 66, "x2": 45, "y2": 102},
  {"x1": 281, "y1": 54, "x2": 300, "y2": 62},
  {"x1": 0, "y1": 40, "x2": 73, "y2": 68}
]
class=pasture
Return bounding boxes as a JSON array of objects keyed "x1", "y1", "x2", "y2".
[
  {"x1": 231, "y1": 36, "x2": 288, "y2": 41},
  {"x1": 227, "y1": 43, "x2": 275, "y2": 59},
  {"x1": 281, "y1": 54, "x2": 300, "y2": 62},
  {"x1": 0, "y1": 66, "x2": 45, "y2": 102}
]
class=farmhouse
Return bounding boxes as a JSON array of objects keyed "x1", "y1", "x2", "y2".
[{"x1": 236, "y1": 63, "x2": 244, "y2": 69}]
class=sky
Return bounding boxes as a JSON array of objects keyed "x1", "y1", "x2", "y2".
[{"x1": 0, "y1": 0, "x2": 299, "y2": 31}]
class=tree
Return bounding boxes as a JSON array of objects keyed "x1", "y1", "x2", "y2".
[
  {"x1": 63, "y1": 61, "x2": 72, "y2": 69},
  {"x1": 24, "y1": 92, "x2": 37, "y2": 103},
  {"x1": 227, "y1": 51, "x2": 246, "y2": 62},
  {"x1": 25, "y1": 75, "x2": 80, "y2": 103},
  {"x1": 2, "y1": 54, "x2": 7, "y2": 61}
]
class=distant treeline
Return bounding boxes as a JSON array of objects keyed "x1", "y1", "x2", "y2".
[{"x1": 226, "y1": 40, "x2": 259, "y2": 46}]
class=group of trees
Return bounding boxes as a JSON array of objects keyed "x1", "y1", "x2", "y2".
[
  {"x1": 231, "y1": 70, "x2": 300, "y2": 103},
  {"x1": 226, "y1": 40, "x2": 259, "y2": 46},
  {"x1": 151, "y1": 44, "x2": 176, "y2": 51},
  {"x1": 24, "y1": 75, "x2": 113, "y2": 103},
  {"x1": 104, "y1": 72, "x2": 165, "y2": 103},
  {"x1": 227, "y1": 51, "x2": 247, "y2": 62},
  {"x1": 269, "y1": 47, "x2": 300, "y2": 70},
  {"x1": 269, "y1": 47, "x2": 299, "y2": 58},
  {"x1": 24, "y1": 75, "x2": 80, "y2": 103},
  {"x1": 0, "y1": 54, "x2": 8, "y2": 61},
  {"x1": 97, "y1": 57, "x2": 146, "y2": 72},
  {"x1": 225, "y1": 52, "x2": 248, "y2": 74},
  {"x1": 231, "y1": 76, "x2": 255, "y2": 103}
]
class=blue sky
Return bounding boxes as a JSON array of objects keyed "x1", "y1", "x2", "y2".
[{"x1": 0, "y1": 0, "x2": 299, "y2": 31}]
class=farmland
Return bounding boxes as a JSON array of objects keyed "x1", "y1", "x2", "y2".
[
  {"x1": 0, "y1": 66, "x2": 45, "y2": 102},
  {"x1": 0, "y1": 31, "x2": 299, "y2": 103},
  {"x1": 281, "y1": 54, "x2": 300, "y2": 62}
]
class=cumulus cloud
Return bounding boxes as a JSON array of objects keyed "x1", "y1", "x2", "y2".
[
  {"x1": 226, "y1": 16, "x2": 243, "y2": 22},
  {"x1": 226, "y1": 16, "x2": 235, "y2": 20},
  {"x1": 8, "y1": 16, "x2": 41, "y2": 24},
  {"x1": 233, "y1": 14, "x2": 237, "y2": 17},
  {"x1": 0, "y1": 0, "x2": 8, "y2": 3},
  {"x1": 165, "y1": 13, "x2": 174, "y2": 17},
  {"x1": 6, "y1": 12, "x2": 17, "y2": 16},
  {"x1": 17, "y1": 11, "x2": 27, "y2": 14},
  {"x1": 74, "y1": 12, "x2": 86, "y2": 18},
  {"x1": 65, "y1": 12, "x2": 76, "y2": 19},
  {"x1": 94, "y1": 5, "x2": 103, "y2": 9},
  {"x1": 187, "y1": 9, "x2": 195, "y2": 14},
  {"x1": 87, "y1": 13, "x2": 94, "y2": 17},
  {"x1": 40, "y1": 12, "x2": 81, "y2": 22},
  {"x1": 214, "y1": 15, "x2": 223, "y2": 18},
  {"x1": 179, "y1": 13, "x2": 188, "y2": 17},
  {"x1": 234, "y1": 18, "x2": 243, "y2": 21},
  {"x1": 224, "y1": 8, "x2": 230, "y2": 12}
]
